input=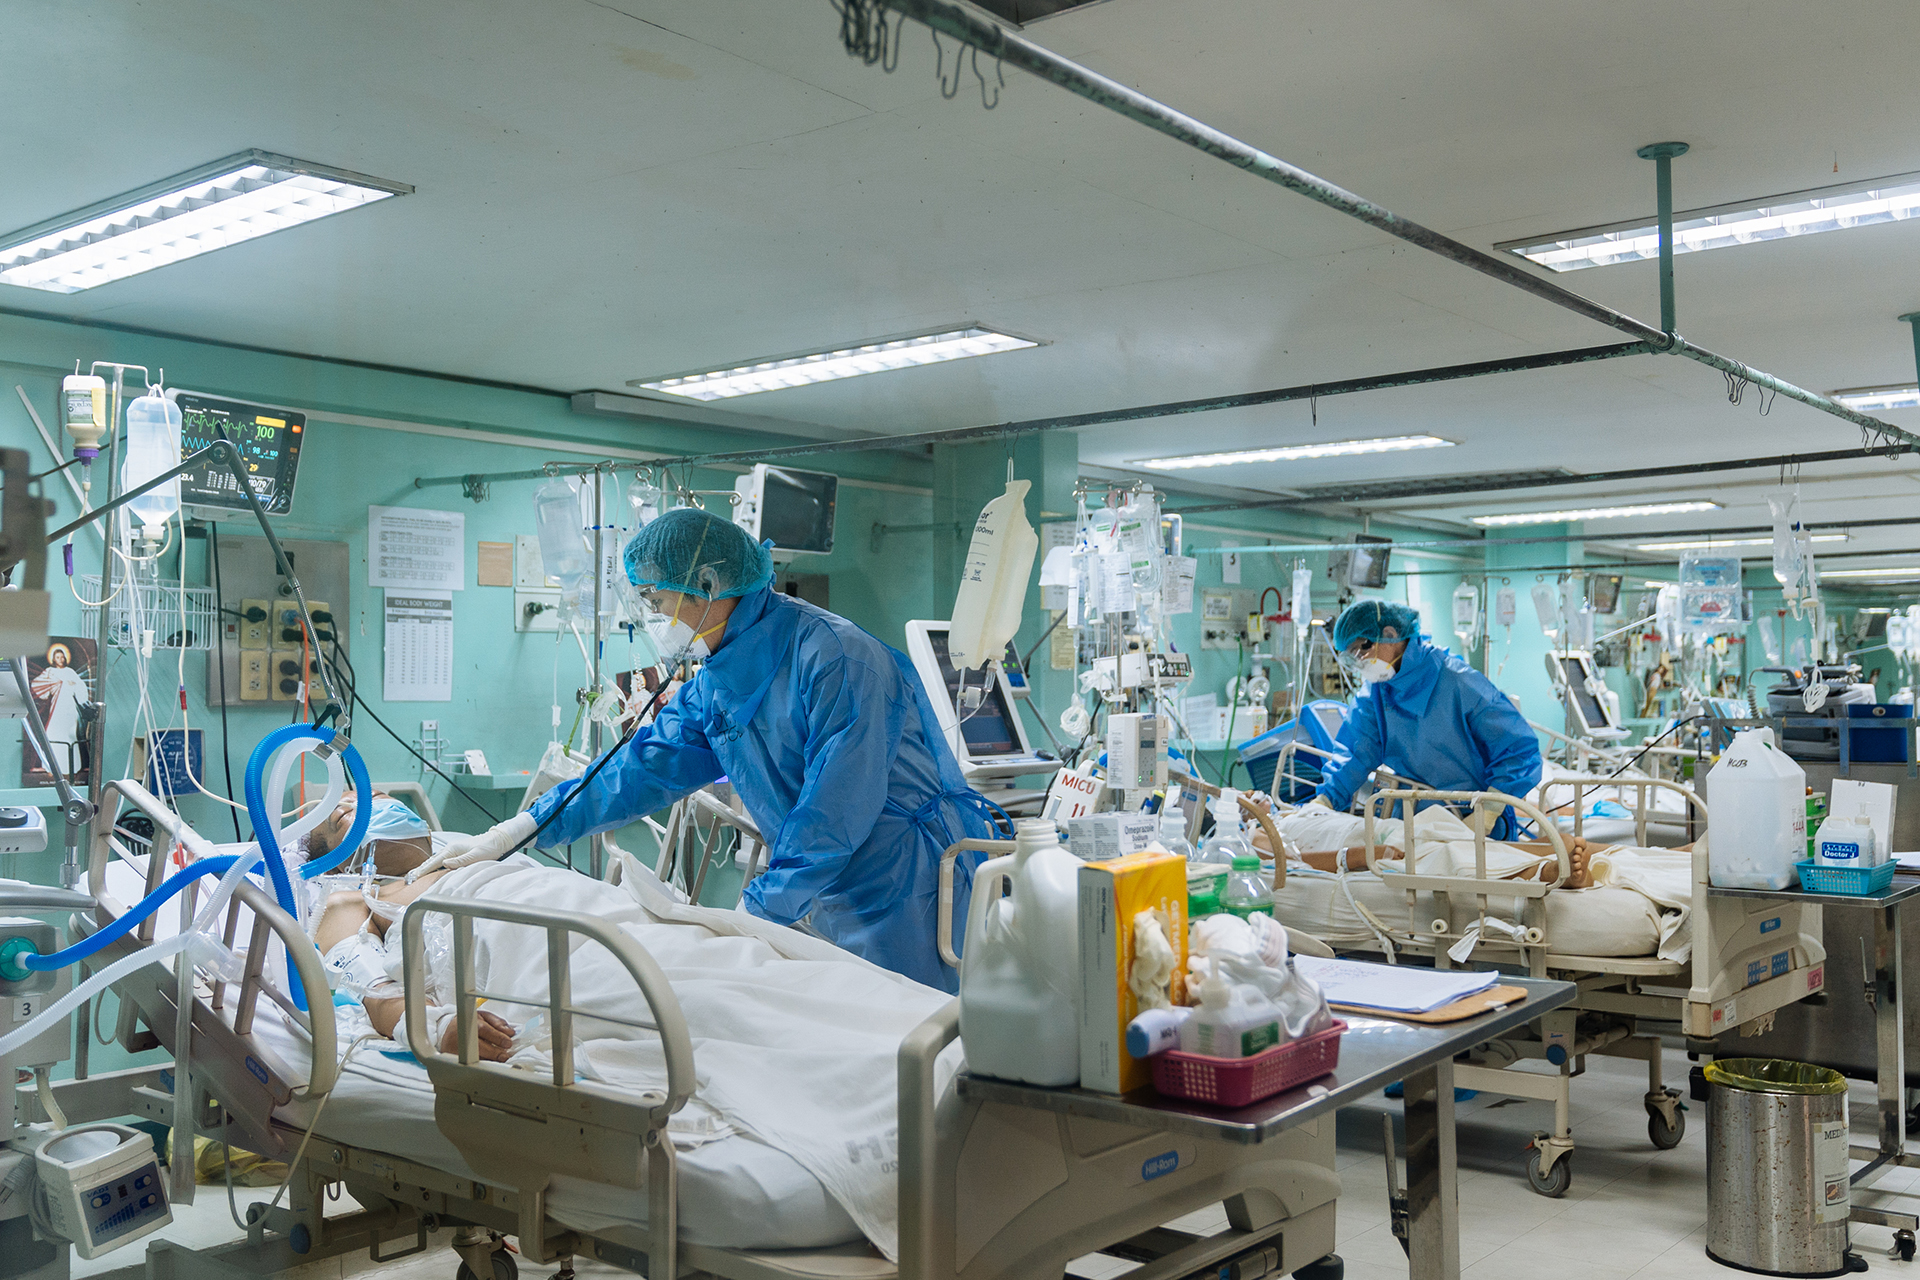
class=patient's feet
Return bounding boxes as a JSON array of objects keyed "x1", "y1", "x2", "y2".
[{"x1": 1564, "y1": 837, "x2": 1595, "y2": 889}]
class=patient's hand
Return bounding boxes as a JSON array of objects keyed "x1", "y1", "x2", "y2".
[{"x1": 362, "y1": 999, "x2": 515, "y2": 1063}]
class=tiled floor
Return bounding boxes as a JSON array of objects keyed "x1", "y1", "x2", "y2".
[{"x1": 83, "y1": 1047, "x2": 1919, "y2": 1279}]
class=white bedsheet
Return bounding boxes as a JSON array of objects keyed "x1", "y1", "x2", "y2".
[{"x1": 252, "y1": 1013, "x2": 865, "y2": 1250}]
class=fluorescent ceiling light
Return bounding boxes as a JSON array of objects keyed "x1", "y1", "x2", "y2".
[
  {"x1": 1823, "y1": 566, "x2": 1920, "y2": 579},
  {"x1": 0, "y1": 150, "x2": 409, "y2": 294},
  {"x1": 633, "y1": 327, "x2": 1039, "y2": 401},
  {"x1": 1497, "y1": 171, "x2": 1920, "y2": 272},
  {"x1": 1133, "y1": 434, "x2": 1454, "y2": 471},
  {"x1": 1832, "y1": 384, "x2": 1920, "y2": 412},
  {"x1": 1471, "y1": 501, "x2": 1720, "y2": 527},
  {"x1": 1629, "y1": 534, "x2": 1848, "y2": 551}
]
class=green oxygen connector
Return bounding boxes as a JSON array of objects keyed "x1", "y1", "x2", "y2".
[{"x1": 0, "y1": 936, "x2": 38, "y2": 983}]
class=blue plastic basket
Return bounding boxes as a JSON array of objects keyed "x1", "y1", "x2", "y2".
[{"x1": 1795, "y1": 858, "x2": 1898, "y2": 896}]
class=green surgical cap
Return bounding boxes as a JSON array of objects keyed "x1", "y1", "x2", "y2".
[{"x1": 1331, "y1": 600, "x2": 1421, "y2": 652}]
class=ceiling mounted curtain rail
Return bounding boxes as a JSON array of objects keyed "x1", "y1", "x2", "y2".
[{"x1": 872, "y1": 0, "x2": 1920, "y2": 454}]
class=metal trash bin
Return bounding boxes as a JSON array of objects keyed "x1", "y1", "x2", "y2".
[{"x1": 1705, "y1": 1058, "x2": 1863, "y2": 1276}]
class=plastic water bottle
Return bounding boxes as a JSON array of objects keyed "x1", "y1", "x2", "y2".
[
  {"x1": 958, "y1": 817, "x2": 1081, "y2": 1086},
  {"x1": 121, "y1": 391, "x2": 182, "y2": 537},
  {"x1": 1222, "y1": 854, "x2": 1274, "y2": 919},
  {"x1": 1707, "y1": 728, "x2": 1807, "y2": 889},
  {"x1": 1201, "y1": 791, "x2": 1254, "y2": 865}
]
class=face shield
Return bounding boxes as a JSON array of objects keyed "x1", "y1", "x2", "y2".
[{"x1": 1337, "y1": 638, "x2": 1398, "y2": 685}]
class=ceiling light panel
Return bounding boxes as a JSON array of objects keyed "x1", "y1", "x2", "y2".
[
  {"x1": 1823, "y1": 567, "x2": 1920, "y2": 579},
  {"x1": 1470, "y1": 501, "x2": 1720, "y2": 527},
  {"x1": 633, "y1": 328, "x2": 1039, "y2": 401},
  {"x1": 1133, "y1": 434, "x2": 1453, "y2": 471},
  {"x1": 1497, "y1": 172, "x2": 1920, "y2": 272},
  {"x1": 1833, "y1": 385, "x2": 1920, "y2": 413},
  {"x1": 1629, "y1": 534, "x2": 1849, "y2": 551},
  {"x1": 0, "y1": 150, "x2": 410, "y2": 294}
]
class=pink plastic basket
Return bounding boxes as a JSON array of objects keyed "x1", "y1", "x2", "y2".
[{"x1": 1150, "y1": 1019, "x2": 1347, "y2": 1107}]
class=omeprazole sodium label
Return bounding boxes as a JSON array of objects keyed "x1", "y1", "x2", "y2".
[{"x1": 1816, "y1": 1105, "x2": 1850, "y2": 1225}]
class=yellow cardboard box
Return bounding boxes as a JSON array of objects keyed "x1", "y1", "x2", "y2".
[{"x1": 1077, "y1": 850, "x2": 1188, "y2": 1093}]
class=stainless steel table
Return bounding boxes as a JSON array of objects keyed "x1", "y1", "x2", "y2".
[
  {"x1": 959, "y1": 976, "x2": 1576, "y2": 1280},
  {"x1": 1711, "y1": 878, "x2": 1920, "y2": 1253}
]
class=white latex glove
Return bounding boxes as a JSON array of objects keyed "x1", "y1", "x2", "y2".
[
  {"x1": 1307, "y1": 794, "x2": 1334, "y2": 810},
  {"x1": 407, "y1": 812, "x2": 538, "y2": 882}
]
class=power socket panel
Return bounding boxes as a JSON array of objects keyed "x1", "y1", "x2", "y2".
[
  {"x1": 208, "y1": 536, "x2": 349, "y2": 708},
  {"x1": 239, "y1": 652, "x2": 269, "y2": 700},
  {"x1": 239, "y1": 599, "x2": 271, "y2": 650}
]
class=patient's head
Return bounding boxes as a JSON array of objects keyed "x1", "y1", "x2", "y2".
[{"x1": 308, "y1": 791, "x2": 433, "y2": 875}]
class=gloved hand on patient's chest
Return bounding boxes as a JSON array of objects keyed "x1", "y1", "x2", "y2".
[{"x1": 406, "y1": 811, "x2": 538, "y2": 882}]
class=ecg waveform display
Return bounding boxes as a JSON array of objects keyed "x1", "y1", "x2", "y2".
[{"x1": 173, "y1": 391, "x2": 306, "y2": 515}]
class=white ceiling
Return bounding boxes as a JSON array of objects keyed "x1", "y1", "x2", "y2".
[{"x1": 4, "y1": 0, "x2": 1919, "y2": 570}]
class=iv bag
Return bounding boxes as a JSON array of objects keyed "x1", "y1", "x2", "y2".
[
  {"x1": 1530, "y1": 583, "x2": 1561, "y2": 640},
  {"x1": 1768, "y1": 488, "x2": 1805, "y2": 603},
  {"x1": 1291, "y1": 565, "x2": 1313, "y2": 630},
  {"x1": 534, "y1": 478, "x2": 592, "y2": 604},
  {"x1": 1678, "y1": 550, "x2": 1742, "y2": 634},
  {"x1": 1757, "y1": 614, "x2": 1782, "y2": 664},
  {"x1": 1494, "y1": 585, "x2": 1516, "y2": 628},
  {"x1": 122, "y1": 391, "x2": 183, "y2": 534},
  {"x1": 1451, "y1": 582, "x2": 1479, "y2": 647},
  {"x1": 627, "y1": 479, "x2": 663, "y2": 531},
  {"x1": 949, "y1": 479, "x2": 1040, "y2": 670}
]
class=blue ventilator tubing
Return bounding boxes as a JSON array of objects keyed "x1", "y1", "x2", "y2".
[
  {"x1": 242, "y1": 723, "x2": 373, "y2": 1010},
  {"x1": 0, "y1": 857, "x2": 242, "y2": 981}
]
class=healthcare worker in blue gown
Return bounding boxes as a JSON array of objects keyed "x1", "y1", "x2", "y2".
[
  {"x1": 417, "y1": 507, "x2": 1008, "y2": 992},
  {"x1": 1313, "y1": 600, "x2": 1542, "y2": 839}
]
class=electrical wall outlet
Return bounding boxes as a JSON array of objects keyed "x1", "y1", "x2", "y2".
[
  {"x1": 240, "y1": 599, "x2": 271, "y2": 650},
  {"x1": 269, "y1": 650, "x2": 304, "y2": 702},
  {"x1": 239, "y1": 653, "x2": 269, "y2": 701}
]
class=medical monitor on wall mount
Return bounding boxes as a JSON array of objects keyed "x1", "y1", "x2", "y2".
[
  {"x1": 732, "y1": 464, "x2": 837, "y2": 555},
  {"x1": 168, "y1": 390, "x2": 306, "y2": 520},
  {"x1": 1586, "y1": 573, "x2": 1623, "y2": 614},
  {"x1": 904, "y1": 620, "x2": 1059, "y2": 782},
  {"x1": 1330, "y1": 535, "x2": 1392, "y2": 590}
]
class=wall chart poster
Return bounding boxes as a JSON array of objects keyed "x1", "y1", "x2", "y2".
[
  {"x1": 383, "y1": 591, "x2": 453, "y2": 702},
  {"x1": 368, "y1": 505, "x2": 465, "y2": 592},
  {"x1": 21, "y1": 637, "x2": 96, "y2": 788}
]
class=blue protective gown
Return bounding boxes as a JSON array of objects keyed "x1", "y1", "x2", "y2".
[
  {"x1": 1314, "y1": 635, "x2": 1543, "y2": 837},
  {"x1": 528, "y1": 587, "x2": 1005, "y2": 991}
]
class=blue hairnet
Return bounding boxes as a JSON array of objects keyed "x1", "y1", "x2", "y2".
[
  {"x1": 623, "y1": 507, "x2": 773, "y2": 602},
  {"x1": 1332, "y1": 600, "x2": 1421, "y2": 651}
]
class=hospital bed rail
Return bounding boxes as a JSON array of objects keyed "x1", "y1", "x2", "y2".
[
  {"x1": 1531, "y1": 771, "x2": 1705, "y2": 847},
  {"x1": 1357, "y1": 784, "x2": 1570, "y2": 978},
  {"x1": 82, "y1": 779, "x2": 340, "y2": 1147},
  {"x1": 400, "y1": 892, "x2": 695, "y2": 1275}
]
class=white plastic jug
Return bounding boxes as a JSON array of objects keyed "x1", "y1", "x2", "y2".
[
  {"x1": 1815, "y1": 813, "x2": 1880, "y2": 869},
  {"x1": 959, "y1": 817, "x2": 1080, "y2": 1085},
  {"x1": 1707, "y1": 728, "x2": 1807, "y2": 889}
]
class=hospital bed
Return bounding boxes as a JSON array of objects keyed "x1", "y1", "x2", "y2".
[
  {"x1": 64, "y1": 778, "x2": 1344, "y2": 1280},
  {"x1": 1263, "y1": 776, "x2": 1825, "y2": 1196}
]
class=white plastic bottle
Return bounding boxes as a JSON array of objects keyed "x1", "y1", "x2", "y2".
[
  {"x1": 1156, "y1": 805, "x2": 1196, "y2": 861},
  {"x1": 121, "y1": 391, "x2": 182, "y2": 538},
  {"x1": 1815, "y1": 811, "x2": 1880, "y2": 869},
  {"x1": 1707, "y1": 728, "x2": 1808, "y2": 890},
  {"x1": 1178, "y1": 959, "x2": 1281, "y2": 1059},
  {"x1": 1201, "y1": 791, "x2": 1254, "y2": 865},
  {"x1": 959, "y1": 817, "x2": 1081, "y2": 1085}
]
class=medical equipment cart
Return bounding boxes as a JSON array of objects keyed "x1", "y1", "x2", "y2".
[
  {"x1": 1709, "y1": 876, "x2": 1920, "y2": 1261},
  {"x1": 958, "y1": 977, "x2": 1576, "y2": 1280}
]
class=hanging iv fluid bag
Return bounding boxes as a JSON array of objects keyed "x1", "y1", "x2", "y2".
[
  {"x1": 1494, "y1": 585, "x2": 1516, "y2": 628},
  {"x1": 1757, "y1": 614, "x2": 1782, "y2": 665},
  {"x1": 1530, "y1": 583, "x2": 1562, "y2": 640},
  {"x1": 1768, "y1": 488, "x2": 1805, "y2": 606},
  {"x1": 949, "y1": 478, "x2": 1040, "y2": 670},
  {"x1": 534, "y1": 478, "x2": 593, "y2": 609},
  {"x1": 1451, "y1": 582, "x2": 1479, "y2": 647},
  {"x1": 122, "y1": 391, "x2": 182, "y2": 536},
  {"x1": 1291, "y1": 565, "x2": 1313, "y2": 632}
]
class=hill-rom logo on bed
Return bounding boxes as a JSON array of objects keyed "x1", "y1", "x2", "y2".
[
  {"x1": 245, "y1": 1057, "x2": 268, "y2": 1084},
  {"x1": 1760, "y1": 917, "x2": 1781, "y2": 934},
  {"x1": 1141, "y1": 1151, "x2": 1180, "y2": 1181}
]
